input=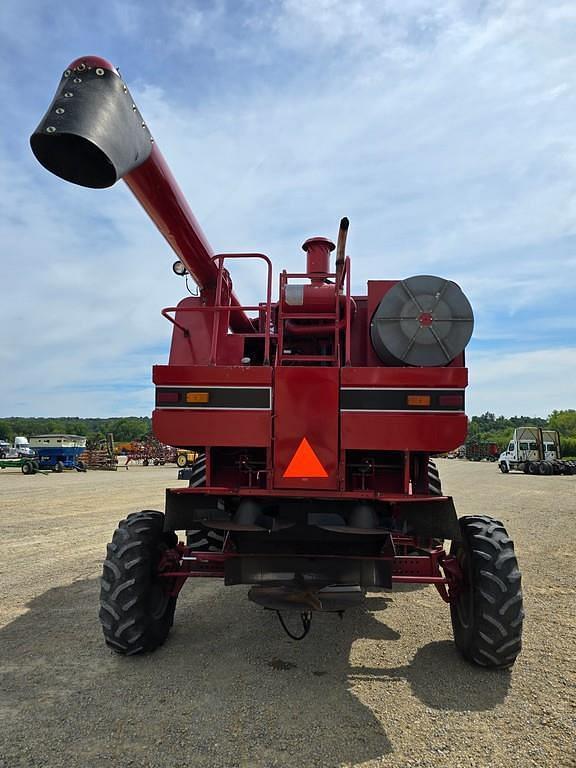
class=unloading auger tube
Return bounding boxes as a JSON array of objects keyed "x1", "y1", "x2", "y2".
[{"x1": 30, "y1": 55, "x2": 253, "y2": 334}]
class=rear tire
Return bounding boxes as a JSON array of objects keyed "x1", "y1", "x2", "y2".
[
  {"x1": 415, "y1": 460, "x2": 444, "y2": 549},
  {"x1": 99, "y1": 510, "x2": 178, "y2": 655},
  {"x1": 185, "y1": 453, "x2": 225, "y2": 551},
  {"x1": 450, "y1": 515, "x2": 523, "y2": 668},
  {"x1": 21, "y1": 460, "x2": 34, "y2": 475},
  {"x1": 428, "y1": 459, "x2": 442, "y2": 495}
]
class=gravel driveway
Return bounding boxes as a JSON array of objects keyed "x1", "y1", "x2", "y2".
[{"x1": 0, "y1": 460, "x2": 574, "y2": 767}]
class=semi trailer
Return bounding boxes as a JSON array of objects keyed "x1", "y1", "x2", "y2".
[
  {"x1": 30, "y1": 55, "x2": 524, "y2": 668},
  {"x1": 498, "y1": 427, "x2": 576, "y2": 475}
]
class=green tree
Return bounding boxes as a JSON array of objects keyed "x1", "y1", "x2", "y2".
[{"x1": 548, "y1": 410, "x2": 576, "y2": 438}]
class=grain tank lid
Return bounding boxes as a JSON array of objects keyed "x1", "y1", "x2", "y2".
[{"x1": 370, "y1": 275, "x2": 474, "y2": 367}]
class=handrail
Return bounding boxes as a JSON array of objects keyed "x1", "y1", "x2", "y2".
[{"x1": 162, "y1": 253, "x2": 273, "y2": 366}]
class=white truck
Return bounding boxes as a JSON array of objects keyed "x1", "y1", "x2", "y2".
[
  {"x1": 0, "y1": 437, "x2": 36, "y2": 459},
  {"x1": 498, "y1": 427, "x2": 575, "y2": 475}
]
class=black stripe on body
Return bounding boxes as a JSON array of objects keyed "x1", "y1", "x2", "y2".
[
  {"x1": 340, "y1": 389, "x2": 464, "y2": 411},
  {"x1": 156, "y1": 387, "x2": 271, "y2": 409}
]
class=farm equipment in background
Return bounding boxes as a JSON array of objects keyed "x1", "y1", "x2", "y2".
[
  {"x1": 31, "y1": 55, "x2": 524, "y2": 668},
  {"x1": 465, "y1": 440, "x2": 499, "y2": 462},
  {"x1": 176, "y1": 449, "x2": 198, "y2": 469},
  {"x1": 498, "y1": 427, "x2": 576, "y2": 475},
  {"x1": 0, "y1": 457, "x2": 42, "y2": 475},
  {"x1": 28, "y1": 434, "x2": 87, "y2": 472},
  {"x1": 80, "y1": 432, "x2": 117, "y2": 470},
  {"x1": 120, "y1": 436, "x2": 177, "y2": 466}
]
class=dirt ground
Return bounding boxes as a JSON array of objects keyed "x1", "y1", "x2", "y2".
[{"x1": 0, "y1": 460, "x2": 574, "y2": 768}]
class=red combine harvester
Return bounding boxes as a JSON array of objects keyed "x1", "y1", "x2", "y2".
[{"x1": 31, "y1": 56, "x2": 523, "y2": 667}]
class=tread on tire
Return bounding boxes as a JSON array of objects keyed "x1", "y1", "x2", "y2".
[
  {"x1": 450, "y1": 514, "x2": 523, "y2": 668},
  {"x1": 99, "y1": 510, "x2": 178, "y2": 655},
  {"x1": 185, "y1": 453, "x2": 225, "y2": 551}
]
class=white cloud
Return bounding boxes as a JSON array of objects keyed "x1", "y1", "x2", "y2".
[
  {"x1": 468, "y1": 347, "x2": 576, "y2": 416},
  {"x1": 1, "y1": 0, "x2": 576, "y2": 416}
]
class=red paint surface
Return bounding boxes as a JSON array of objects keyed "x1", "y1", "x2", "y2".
[
  {"x1": 273, "y1": 367, "x2": 339, "y2": 490},
  {"x1": 67, "y1": 55, "x2": 118, "y2": 73},
  {"x1": 342, "y1": 412, "x2": 468, "y2": 452},
  {"x1": 341, "y1": 367, "x2": 468, "y2": 388},
  {"x1": 153, "y1": 409, "x2": 271, "y2": 448},
  {"x1": 419, "y1": 312, "x2": 434, "y2": 327},
  {"x1": 153, "y1": 365, "x2": 272, "y2": 386},
  {"x1": 124, "y1": 146, "x2": 252, "y2": 333}
]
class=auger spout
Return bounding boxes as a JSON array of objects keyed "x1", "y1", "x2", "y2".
[{"x1": 30, "y1": 55, "x2": 253, "y2": 333}]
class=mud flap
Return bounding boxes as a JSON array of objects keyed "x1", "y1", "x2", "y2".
[{"x1": 394, "y1": 497, "x2": 461, "y2": 541}]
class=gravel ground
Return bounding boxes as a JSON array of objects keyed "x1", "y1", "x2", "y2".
[{"x1": 0, "y1": 460, "x2": 574, "y2": 768}]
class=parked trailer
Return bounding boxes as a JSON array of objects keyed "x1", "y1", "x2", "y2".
[
  {"x1": 498, "y1": 427, "x2": 576, "y2": 475},
  {"x1": 31, "y1": 55, "x2": 524, "y2": 669},
  {"x1": 0, "y1": 458, "x2": 40, "y2": 474},
  {"x1": 465, "y1": 441, "x2": 499, "y2": 462},
  {"x1": 28, "y1": 435, "x2": 87, "y2": 472}
]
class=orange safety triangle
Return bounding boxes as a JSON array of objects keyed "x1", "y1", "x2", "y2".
[{"x1": 283, "y1": 437, "x2": 328, "y2": 478}]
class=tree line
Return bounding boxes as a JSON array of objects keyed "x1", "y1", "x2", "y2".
[
  {"x1": 0, "y1": 417, "x2": 151, "y2": 445},
  {"x1": 469, "y1": 410, "x2": 576, "y2": 456},
  {"x1": 1, "y1": 409, "x2": 575, "y2": 455}
]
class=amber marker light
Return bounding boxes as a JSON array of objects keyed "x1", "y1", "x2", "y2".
[
  {"x1": 186, "y1": 392, "x2": 210, "y2": 403},
  {"x1": 407, "y1": 395, "x2": 431, "y2": 407}
]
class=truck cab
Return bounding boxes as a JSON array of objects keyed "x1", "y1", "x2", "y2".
[{"x1": 499, "y1": 427, "x2": 561, "y2": 472}]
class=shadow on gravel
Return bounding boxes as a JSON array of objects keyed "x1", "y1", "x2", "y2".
[
  {"x1": 348, "y1": 640, "x2": 512, "y2": 711},
  {"x1": 0, "y1": 577, "x2": 509, "y2": 768}
]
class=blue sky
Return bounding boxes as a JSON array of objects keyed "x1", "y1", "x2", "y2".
[{"x1": 1, "y1": 0, "x2": 575, "y2": 418}]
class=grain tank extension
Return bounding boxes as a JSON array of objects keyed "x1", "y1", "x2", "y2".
[{"x1": 31, "y1": 56, "x2": 524, "y2": 667}]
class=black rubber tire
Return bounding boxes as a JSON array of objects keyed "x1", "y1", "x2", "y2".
[
  {"x1": 99, "y1": 510, "x2": 178, "y2": 655},
  {"x1": 184, "y1": 454, "x2": 225, "y2": 551},
  {"x1": 450, "y1": 515, "x2": 523, "y2": 668},
  {"x1": 528, "y1": 462, "x2": 539, "y2": 475},
  {"x1": 428, "y1": 459, "x2": 442, "y2": 496},
  {"x1": 21, "y1": 460, "x2": 34, "y2": 475},
  {"x1": 523, "y1": 463, "x2": 530, "y2": 473},
  {"x1": 143, "y1": 458, "x2": 149, "y2": 467},
  {"x1": 409, "y1": 460, "x2": 444, "y2": 549},
  {"x1": 499, "y1": 462, "x2": 509, "y2": 474},
  {"x1": 187, "y1": 455, "x2": 207, "y2": 488},
  {"x1": 54, "y1": 461, "x2": 64, "y2": 473}
]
